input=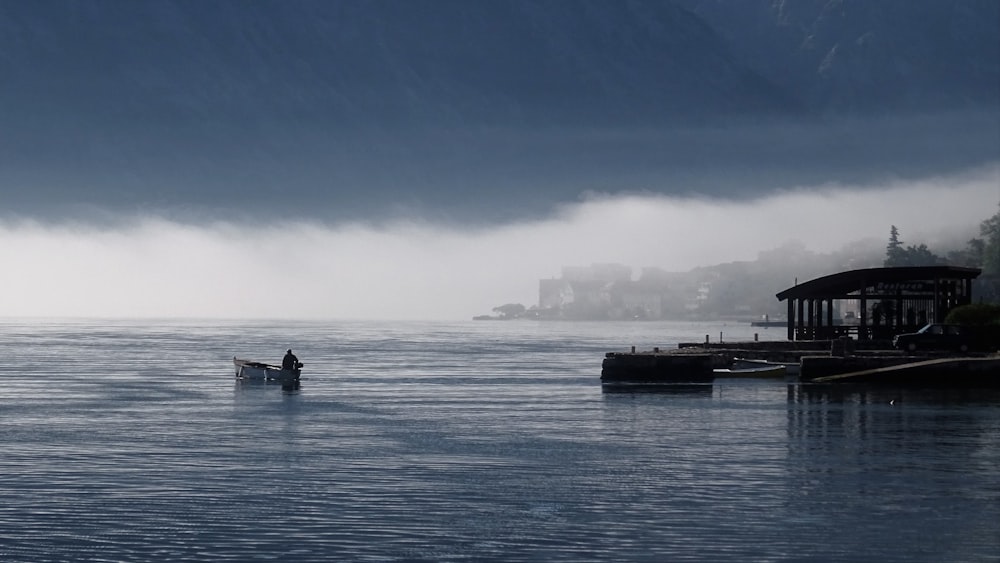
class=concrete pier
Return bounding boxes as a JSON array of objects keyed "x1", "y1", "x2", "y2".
[
  {"x1": 603, "y1": 338, "x2": 1000, "y2": 387},
  {"x1": 809, "y1": 357, "x2": 1000, "y2": 386},
  {"x1": 799, "y1": 355, "x2": 918, "y2": 381},
  {"x1": 601, "y1": 351, "x2": 714, "y2": 384}
]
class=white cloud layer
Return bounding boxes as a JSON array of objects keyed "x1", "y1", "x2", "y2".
[{"x1": 2, "y1": 165, "x2": 997, "y2": 320}]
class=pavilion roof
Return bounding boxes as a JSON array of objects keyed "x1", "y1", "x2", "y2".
[{"x1": 776, "y1": 266, "x2": 982, "y2": 301}]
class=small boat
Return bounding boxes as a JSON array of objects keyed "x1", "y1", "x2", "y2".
[
  {"x1": 731, "y1": 357, "x2": 800, "y2": 376},
  {"x1": 713, "y1": 363, "x2": 787, "y2": 378},
  {"x1": 234, "y1": 357, "x2": 301, "y2": 381}
]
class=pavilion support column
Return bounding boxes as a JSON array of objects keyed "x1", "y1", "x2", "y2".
[
  {"x1": 786, "y1": 299, "x2": 794, "y2": 340},
  {"x1": 859, "y1": 291, "x2": 868, "y2": 342},
  {"x1": 797, "y1": 299, "x2": 805, "y2": 340},
  {"x1": 895, "y1": 290, "x2": 904, "y2": 329},
  {"x1": 807, "y1": 299, "x2": 815, "y2": 339},
  {"x1": 933, "y1": 279, "x2": 942, "y2": 323}
]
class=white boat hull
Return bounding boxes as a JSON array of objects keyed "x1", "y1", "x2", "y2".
[
  {"x1": 234, "y1": 358, "x2": 300, "y2": 381},
  {"x1": 715, "y1": 363, "x2": 787, "y2": 378},
  {"x1": 731, "y1": 358, "x2": 800, "y2": 376}
]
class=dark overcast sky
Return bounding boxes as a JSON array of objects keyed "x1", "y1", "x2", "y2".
[{"x1": 1, "y1": 0, "x2": 997, "y2": 223}]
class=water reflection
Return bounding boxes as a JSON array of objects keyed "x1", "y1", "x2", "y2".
[
  {"x1": 601, "y1": 383, "x2": 714, "y2": 395},
  {"x1": 787, "y1": 384, "x2": 1000, "y2": 448},
  {"x1": 234, "y1": 378, "x2": 301, "y2": 394},
  {"x1": 783, "y1": 382, "x2": 1000, "y2": 560},
  {"x1": 789, "y1": 383, "x2": 1000, "y2": 407}
]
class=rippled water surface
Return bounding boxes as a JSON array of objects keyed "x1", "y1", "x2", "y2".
[{"x1": 1, "y1": 319, "x2": 998, "y2": 562}]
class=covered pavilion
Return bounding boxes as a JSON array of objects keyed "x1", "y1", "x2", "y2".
[{"x1": 775, "y1": 266, "x2": 981, "y2": 342}]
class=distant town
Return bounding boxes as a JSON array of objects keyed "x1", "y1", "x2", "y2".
[
  {"x1": 475, "y1": 220, "x2": 1000, "y2": 322},
  {"x1": 476, "y1": 262, "x2": 796, "y2": 322}
]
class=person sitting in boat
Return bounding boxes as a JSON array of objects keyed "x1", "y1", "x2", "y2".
[{"x1": 282, "y1": 349, "x2": 300, "y2": 370}]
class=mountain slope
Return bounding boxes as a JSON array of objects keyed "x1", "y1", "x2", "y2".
[
  {"x1": 0, "y1": 0, "x2": 996, "y2": 221},
  {"x1": 676, "y1": 0, "x2": 1000, "y2": 112}
]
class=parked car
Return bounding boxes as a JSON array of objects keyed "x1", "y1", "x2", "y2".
[{"x1": 893, "y1": 323, "x2": 972, "y2": 352}]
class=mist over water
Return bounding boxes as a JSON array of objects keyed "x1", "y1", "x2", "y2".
[{"x1": 2, "y1": 166, "x2": 996, "y2": 320}]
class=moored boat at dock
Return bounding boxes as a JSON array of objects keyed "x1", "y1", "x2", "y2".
[
  {"x1": 731, "y1": 357, "x2": 799, "y2": 376},
  {"x1": 714, "y1": 363, "x2": 787, "y2": 378}
]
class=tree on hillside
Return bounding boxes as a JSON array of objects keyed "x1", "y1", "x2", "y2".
[
  {"x1": 979, "y1": 203, "x2": 1000, "y2": 275},
  {"x1": 884, "y1": 226, "x2": 941, "y2": 267},
  {"x1": 904, "y1": 243, "x2": 942, "y2": 266},
  {"x1": 885, "y1": 225, "x2": 906, "y2": 266},
  {"x1": 946, "y1": 238, "x2": 984, "y2": 268}
]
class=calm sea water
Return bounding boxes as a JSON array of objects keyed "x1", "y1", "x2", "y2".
[{"x1": 1, "y1": 319, "x2": 998, "y2": 562}]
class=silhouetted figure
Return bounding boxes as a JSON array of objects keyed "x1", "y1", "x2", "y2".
[{"x1": 282, "y1": 349, "x2": 300, "y2": 370}]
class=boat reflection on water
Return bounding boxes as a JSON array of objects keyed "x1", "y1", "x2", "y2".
[
  {"x1": 235, "y1": 377, "x2": 301, "y2": 393},
  {"x1": 602, "y1": 382, "x2": 713, "y2": 396}
]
